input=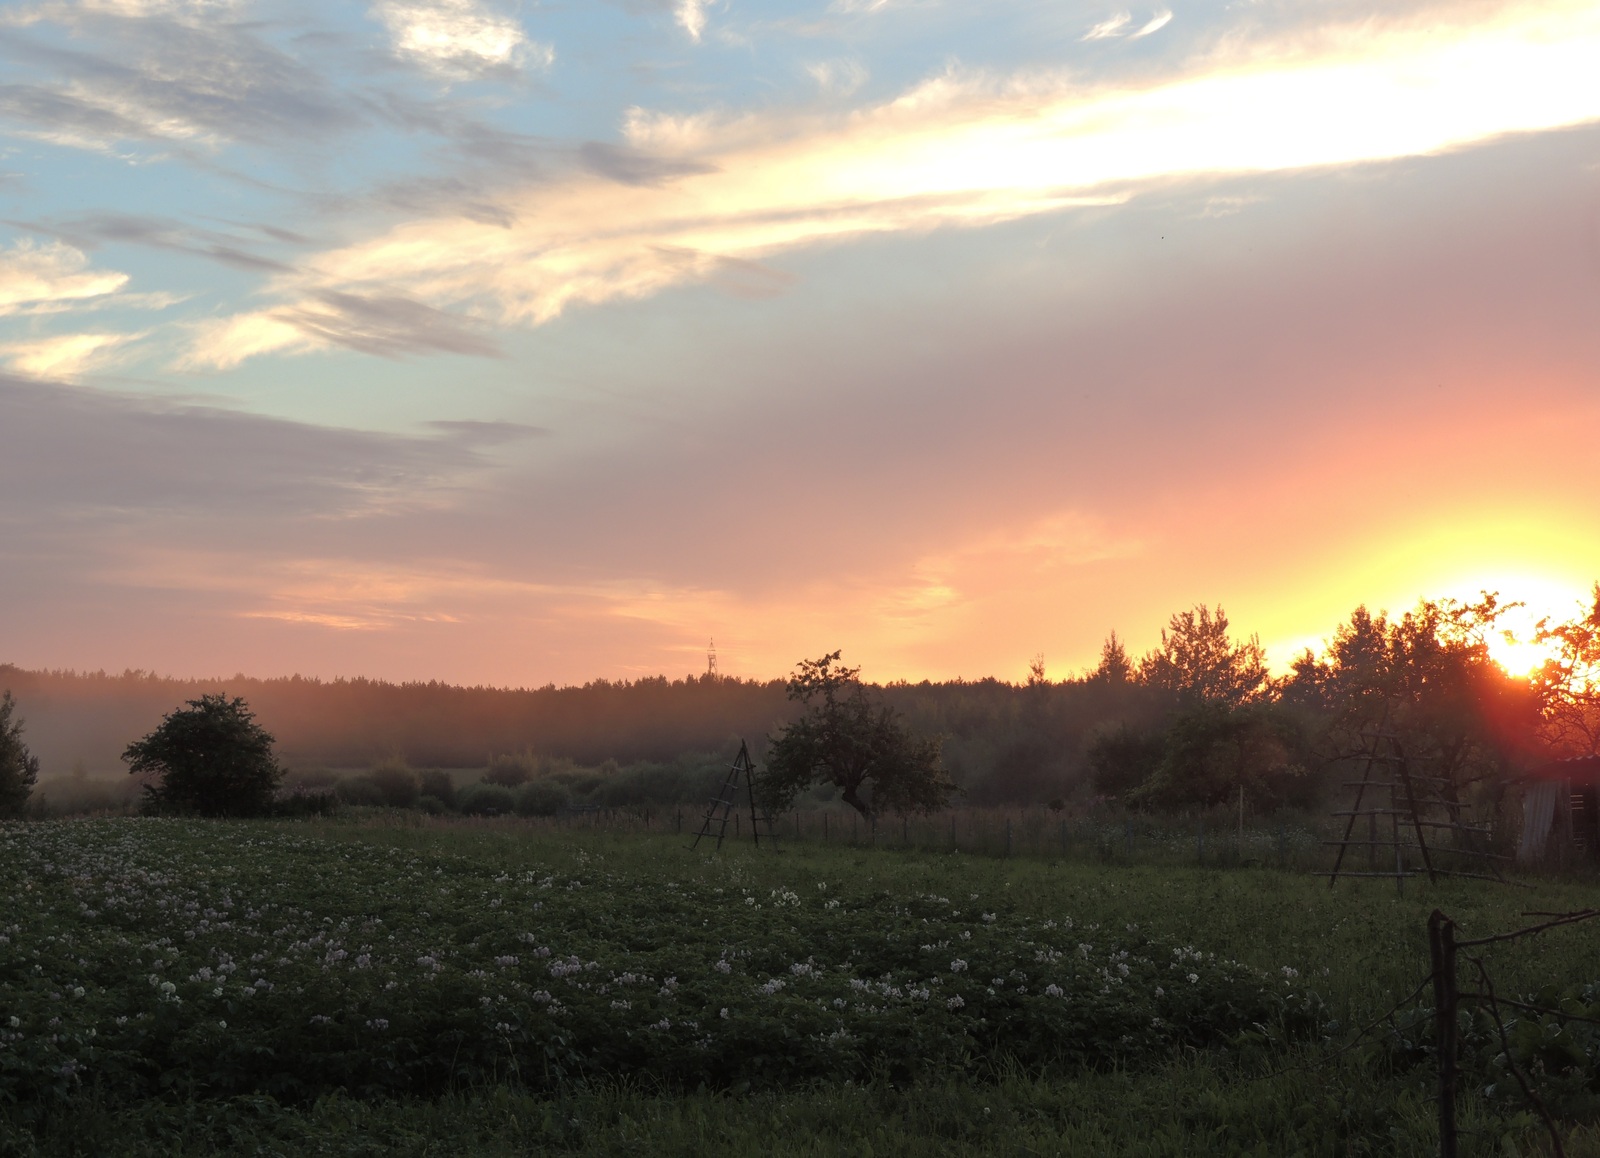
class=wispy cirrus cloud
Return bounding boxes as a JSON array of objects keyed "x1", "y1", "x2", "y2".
[
  {"x1": 182, "y1": 0, "x2": 1600, "y2": 368},
  {"x1": 17, "y1": 213, "x2": 297, "y2": 273},
  {"x1": 1081, "y1": 11, "x2": 1131, "y2": 41},
  {"x1": 0, "y1": 238, "x2": 127, "y2": 315},
  {"x1": 0, "y1": 0, "x2": 359, "y2": 152},
  {"x1": 1081, "y1": 7, "x2": 1169, "y2": 42},
  {"x1": 370, "y1": 0, "x2": 551, "y2": 80},
  {"x1": 0, "y1": 329, "x2": 144, "y2": 379},
  {"x1": 805, "y1": 57, "x2": 869, "y2": 96},
  {"x1": 675, "y1": 0, "x2": 712, "y2": 41},
  {"x1": 1131, "y1": 10, "x2": 1172, "y2": 38}
]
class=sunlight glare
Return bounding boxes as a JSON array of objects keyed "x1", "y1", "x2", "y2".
[{"x1": 1477, "y1": 585, "x2": 1588, "y2": 677}]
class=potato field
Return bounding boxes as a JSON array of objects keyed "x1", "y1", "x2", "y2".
[{"x1": 3, "y1": 817, "x2": 1600, "y2": 1156}]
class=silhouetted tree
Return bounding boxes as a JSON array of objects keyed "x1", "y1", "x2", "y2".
[
  {"x1": 123, "y1": 695, "x2": 283, "y2": 817},
  {"x1": 760, "y1": 652, "x2": 954, "y2": 819},
  {"x1": 1127, "y1": 701, "x2": 1306, "y2": 811},
  {"x1": 1088, "y1": 632, "x2": 1133, "y2": 684},
  {"x1": 1085, "y1": 722, "x2": 1164, "y2": 801},
  {"x1": 1284, "y1": 595, "x2": 1538, "y2": 799},
  {"x1": 0, "y1": 691, "x2": 40, "y2": 818},
  {"x1": 1532, "y1": 584, "x2": 1600, "y2": 757},
  {"x1": 1139, "y1": 605, "x2": 1270, "y2": 706}
]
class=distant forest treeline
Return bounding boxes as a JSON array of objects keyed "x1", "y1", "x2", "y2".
[
  {"x1": 6, "y1": 586, "x2": 1596, "y2": 811},
  {"x1": 0, "y1": 660, "x2": 1159, "y2": 805}
]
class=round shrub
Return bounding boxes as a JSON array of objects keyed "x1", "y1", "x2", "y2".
[
  {"x1": 514, "y1": 778, "x2": 569, "y2": 818},
  {"x1": 483, "y1": 752, "x2": 535, "y2": 788},
  {"x1": 367, "y1": 759, "x2": 421, "y2": 808},
  {"x1": 456, "y1": 782, "x2": 515, "y2": 816},
  {"x1": 418, "y1": 769, "x2": 456, "y2": 808},
  {"x1": 334, "y1": 775, "x2": 385, "y2": 806},
  {"x1": 416, "y1": 794, "x2": 448, "y2": 816}
]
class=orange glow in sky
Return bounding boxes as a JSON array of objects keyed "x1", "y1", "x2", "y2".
[{"x1": 1, "y1": 0, "x2": 1598, "y2": 687}]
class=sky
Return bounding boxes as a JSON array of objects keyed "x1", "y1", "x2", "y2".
[{"x1": 1, "y1": 0, "x2": 1598, "y2": 687}]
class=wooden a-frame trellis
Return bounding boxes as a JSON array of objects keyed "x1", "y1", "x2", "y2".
[
  {"x1": 690, "y1": 740, "x2": 781, "y2": 850},
  {"x1": 1325, "y1": 713, "x2": 1509, "y2": 893}
]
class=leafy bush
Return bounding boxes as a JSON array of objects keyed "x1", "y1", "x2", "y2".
[
  {"x1": 122, "y1": 696, "x2": 282, "y2": 818},
  {"x1": 417, "y1": 794, "x2": 449, "y2": 816},
  {"x1": 483, "y1": 751, "x2": 536, "y2": 788},
  {"x1": 1085, "y1": 724, "x2": 1164, "y2": 802},
  {"x1": 418, "y1": 770, "x2": 456, "y2": 809},
  {"x1": 271, "y1": 790, "x2": 339, "y2": 818},
  {"x1": 514, "y1": 779, "x2": 569, "y2": 817},
  {"x1": 367, "y1": 759, "x2": 421, "y2": 809},
  {"x1": 457, "y1": 782, "x2": 515, "y2": 815},
  {"x1": 1375, "y1": 978, "x2": 1600, "y2": 1125},
  {"x1": 333, "y1": 776, "x2": 385, "y2": 807},
  {"x1": 0, "y1": 691, "x2": 39, "y2": 819},
  {"x1": 550, "y1": 770, "x2": 605, "y2": 797}
]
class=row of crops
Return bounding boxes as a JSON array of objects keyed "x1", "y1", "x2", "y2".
[{"x1": 0, "y1": 819, "x2": 1326, "y2": 1112}]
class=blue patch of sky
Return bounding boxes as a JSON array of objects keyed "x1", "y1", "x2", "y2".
[{"x1": 0, "y1": 0, "x2": 1319, "y2": 416}]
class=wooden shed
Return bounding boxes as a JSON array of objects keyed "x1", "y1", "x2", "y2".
[{"x1": 1515, "y1": 755, "x2": 1600, "y2": 865}]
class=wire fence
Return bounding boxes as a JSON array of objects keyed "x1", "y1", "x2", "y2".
[
  {"x1": 1389, "y1": 908, "x2": 1597, "y2": 1157},
  {"x1": 449, "y1": 804, "x2": 1373, "y2": 873}
]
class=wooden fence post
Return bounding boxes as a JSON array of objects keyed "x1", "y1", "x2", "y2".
[{"x1": 1428, "y1": 910, "x2": 1459, "y2": 1158}]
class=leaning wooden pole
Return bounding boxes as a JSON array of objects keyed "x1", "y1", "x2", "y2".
[
  {"x1": 1329, "y1": 704, "x2": 1392, "y2": 886},
  {"x1": 1428, "y1": 910, "x2": 1459, "y2": 1158}
]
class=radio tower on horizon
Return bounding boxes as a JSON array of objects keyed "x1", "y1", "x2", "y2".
[{"x1": 707, "y1": 638, "x2": 718, "y2": 680}]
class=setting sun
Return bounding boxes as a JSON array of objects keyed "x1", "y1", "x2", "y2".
[{"x1": 1480, "y1": 588, "x2": 1587, "y2": 677}]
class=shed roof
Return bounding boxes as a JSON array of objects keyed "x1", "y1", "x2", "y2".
[{"x1": 1524, "y1": 755, "x2": 1600, "y2": 782}]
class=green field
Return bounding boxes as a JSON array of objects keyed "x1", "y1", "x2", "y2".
[{"x1": 3, "y1": 816, "x2": 1599, "y2": 1156}]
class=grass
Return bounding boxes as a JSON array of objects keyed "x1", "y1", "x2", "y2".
[{"x1": 4, "y1": 815, "x2": 1600, "y2": 1157}]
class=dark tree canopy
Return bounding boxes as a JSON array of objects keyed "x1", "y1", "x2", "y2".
[
  {"x1": 1532, "y1": 583, "x2": 1600, "y2": 758},
  {"x1": 1284, "y1": 595, "x2": 1539, "y2": 795},
  {"x1": 760, "y1": 652, "x2": 954, "y2": 820},
  {"x1": 123, "y1": 695, "x2": 283, "y2": 817},
  {"x1": 1087, "y1": 632, "x2": 1133, "y2": 684},
  {"x1": 0, "y1": 690, "x2": 40, "y2": 819},
  {"x1": 1085, "y1": 721, "x2": 1164, "y2": 800},
  {"x1": 1139, "y1": 605, "x2": 1270, "y2": 707},
  {"x1": 1126, "y1": 701, "x2": 1306, "y2": 811}
]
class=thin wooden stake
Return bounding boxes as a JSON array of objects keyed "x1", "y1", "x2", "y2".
[{"x1": 1428, "y1": 911, "x2": 1458, "y2": 1158}]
